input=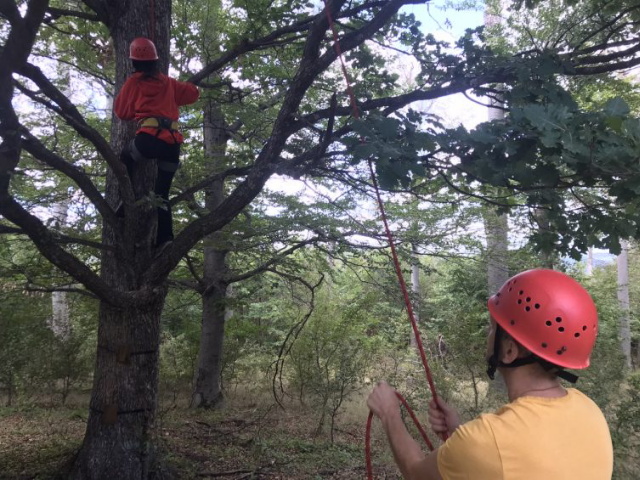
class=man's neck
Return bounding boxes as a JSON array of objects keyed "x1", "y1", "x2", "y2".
[{"x1": 502, "y1": 368, "x2": 566, "y2": 401}]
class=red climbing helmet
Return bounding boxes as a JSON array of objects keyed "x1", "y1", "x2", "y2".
[
  {"x1": 129, "y1": 37, "x2": 158, "y2": 61},
  {"x1": 487, "y1": 269, "x2": 598, "y2": 370}
]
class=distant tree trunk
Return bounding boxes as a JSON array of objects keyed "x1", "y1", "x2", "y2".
[
  {"x1": 50, "y1": 201, "x2": 72, "y2": 340},
  {"x1": 484, "y1": 208, "x2": 509, "y2": 294},
  {"x1": 617, "y1": 239, "x2": 632, "y2": 368},
  {"x1": 72, "y1": 1, "x2": 172, "y2": 478},
  {"x1": 483, "y1": 3, "x2": 509, "y2": 295},
  {"x1": 586, "y1": 247, "x2": 594, "y2": 276},
  {"x1": 191, "y1": 97, "x2": 230, "y2": 409},
  {"x1": 533, "y1": 207, "x2": 554, "y2": 269}
]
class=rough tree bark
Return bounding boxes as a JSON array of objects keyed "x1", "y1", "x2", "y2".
[
  {"x1": 191, "y1": 97, "x2": 230, "y2": 409},
  {"x1": 71, "y1": 1, "x2": 173, "y2": 478}
]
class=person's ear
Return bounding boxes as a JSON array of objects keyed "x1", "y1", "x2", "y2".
[{"x1": 499, "y1": 335, "x2": 520, "y2": 365}]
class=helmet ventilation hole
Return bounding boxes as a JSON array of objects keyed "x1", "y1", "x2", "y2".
[
  {"x1": 519, "y1": 290, "x2": 524, "y2": 295},
  {"x1": 510, "y1": 319, "x2": 516, "y2": 325},
  {"x1": 574, "y1": 333, "x2": 580, "y2": 338},
  {"x1": 534, "y1": 303, "x2": 540, "y2": 309},
  {"x1": 517, "y1": 299, "x2": 522, "y2": 304},
  {"x1": 541, "y1": 342, "x2": 547, "y2": 348},
  {"x1": 525, "y1": 306, "x2": 531, "y2": 312},
  {"x1": 526, "y1": 297, "x2": 531, "y2": 302},
  {"x1": 582, "y1": 325, "x2": 587, "y2": 331},
  {"x1": 545, "y1": 320, "x2": 552, "y2": 326},
  {"x1": 558, "y1": 327, "x2": 564, "y2": 332},
  {"x1": 555, "y1": 316, "x2": 563, "y2": 323},
  {"x1": 556, "y1": 346, "x2": 567, "y2": 355}
]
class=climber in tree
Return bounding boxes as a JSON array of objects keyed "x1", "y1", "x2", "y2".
[{"x1": 114, "y1": 37, "x2": 200, "y2": 249}]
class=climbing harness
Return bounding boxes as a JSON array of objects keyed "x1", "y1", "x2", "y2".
[
  {"x1": 128, "y1": 117, "x2": 181, "y2": 172},
  {"x1": 320, "y1": 1, "x2": 442, "y2": 477},
  {"x1": 138, "y1": 117, "x2": 179, "y2": 131}
]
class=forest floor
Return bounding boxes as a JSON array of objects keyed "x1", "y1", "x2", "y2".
[{"x1": 0, "y1": 389, "x2": 413, "y2": 479}]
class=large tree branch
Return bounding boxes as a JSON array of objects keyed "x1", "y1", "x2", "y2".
[
  {"x1": 572, "y1": 41, "x2": 640, "y2": 67},
  {"x1": 188, "y1": 14, "x2": 319, "y2": 85},
  {"x1": 0, "y1": 224, "x2": 109, "y2": 251},
  {"x1": 0, "y1": 194, "x2": 125, "y2": 304},
  {"x1": 574, "y1": 4, "x2": 640, "y2": 52},
  {"x1": 0, "y1": 0, "x2": 49, "y2": 196},
  {"x1": 19, "y1": 129, "x2": 119, "y2": 227},
  {"x1": 45, "y1": 6, "x2": 100, "y2": 22},
  {"x1": 16, "y1": 62, "x2": 126, "y2": 177},
  {"x1": 227, "y1": 238, "x2": 321, "y2": 284}
]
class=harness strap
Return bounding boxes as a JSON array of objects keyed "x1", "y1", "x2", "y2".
[
  {"x1": 129, "y1": 140, "x2": 149, "y2": 162},
  {"x1": 487, "y1": 325, "x2": 579, "y2": 384},
  {"x1": 138, "y1": 117, "x2": 179, "y2": 130}
]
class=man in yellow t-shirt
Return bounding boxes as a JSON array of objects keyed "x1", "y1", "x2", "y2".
[{"x1": 367, "y1": 269, "x2": 613, "y2": 480}]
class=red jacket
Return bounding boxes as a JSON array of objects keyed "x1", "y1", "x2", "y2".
[{"x1": 114, "y1": 72, "x2": 200, "y2": 144}]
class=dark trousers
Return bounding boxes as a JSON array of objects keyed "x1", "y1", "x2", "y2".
[{"x1": 119, "y1": 133, "x2": 181, "y2": 245}]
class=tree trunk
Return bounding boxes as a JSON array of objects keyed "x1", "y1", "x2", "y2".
[
  {"x1": 533, "y1": 207, "x2": 555, "y2": 269},
  {"x1": 72, "y1": 1, "x2": 173, "y2": 477},
  {"x1": 586, "y1": 247, "x2": 594, "y2": 276},
  {"x1": 617, "y1": 239, "x2": 632, "y2": 368},
  {"x1": 191, "y1": 96, "x2": 230, "y2": 408},
  {"x1": 50, "y1": 201, "x2": 72, "y2": 340},
  {"x1": 71, "y1": 300, "x2": 165, "y2": 479},
  {"x1": 483, "y1": 208, "x2": 509, "y2": 295},
  {"x1": 483, "y1": 3, "x2": 509, "y2": 295}
]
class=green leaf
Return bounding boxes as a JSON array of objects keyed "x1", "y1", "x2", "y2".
[{"x1": 603, "y1": 97, "x2": 630, "y2": 117}]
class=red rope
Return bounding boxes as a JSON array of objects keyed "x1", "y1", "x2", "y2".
[{"x1": 321, "y1": 1, "x2": 446, "y2": 477}]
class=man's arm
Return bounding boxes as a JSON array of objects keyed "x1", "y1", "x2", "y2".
[{"x1": 368, "y1": 382, "x2": 443, "y2": 480}]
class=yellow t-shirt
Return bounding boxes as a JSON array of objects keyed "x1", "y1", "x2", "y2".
[{"x1": 437, "y1": 388, "x2": 613, "y2": 479}]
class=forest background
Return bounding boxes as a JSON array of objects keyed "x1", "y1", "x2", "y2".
[{"x1": 1, "y1": 0, "x2": 640, "y2": 478}]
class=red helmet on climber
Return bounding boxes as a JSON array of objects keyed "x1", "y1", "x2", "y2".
[
  {"x1": 487, "y1": 268, "x2": 598, "y2": 370},
  {"x1": 129, "y1": 37, "x2": 158, "y2": 61}
]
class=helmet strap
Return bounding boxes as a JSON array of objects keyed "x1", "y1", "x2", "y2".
[{"x1": 486, "y1": 325, "x2": 578, "y2": 384}]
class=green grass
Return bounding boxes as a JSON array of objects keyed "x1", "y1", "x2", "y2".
[{"x1": 0, "y1": 393, "x2": 402, "y2": 479}]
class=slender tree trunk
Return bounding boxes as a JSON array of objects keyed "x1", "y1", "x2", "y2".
[
  {"x1": 483, "y1": 2, "x2": 509, "y2": 295},
  {"x1": 533, "y1": 207, "x2": 554, "y2": 269},
  {"x1": 586, "y1": 247, "x2": 594, "y2": 276},
  {"x1": 483, "y1": 208, "x2": 509, "y2": 294},
  {"x1": 617, "y1": 239, "x2": 632, "y2": 368},
  {"x1": 191, "y1": 97, "x2": 230, "y2": 408},
  {"x1": 50, "y1": 201, "x2": 72, "y2": 340}
]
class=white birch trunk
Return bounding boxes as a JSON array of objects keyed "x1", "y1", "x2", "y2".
[
  {"x1": 50, "y1": 201, "x2": 71, "y2": 340},
  {"x1": 586, "y1": 247, "x2": 594, "y2": 276}
]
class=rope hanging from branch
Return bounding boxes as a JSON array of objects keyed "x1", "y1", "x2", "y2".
[{"x1": 321, "y1": 1, "x2": 445, "y2": 477}]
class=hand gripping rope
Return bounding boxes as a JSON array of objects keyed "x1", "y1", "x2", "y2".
[{"x1": 321, "y1": 2, "x2": 445, "y2": 477}]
